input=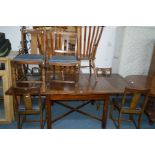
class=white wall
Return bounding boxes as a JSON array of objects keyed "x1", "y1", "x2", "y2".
[
  {"x1": 95, "y1": 26, "x2": 117, "y2": 67},
  {"x1": 0, "y1": 26, "x2": 21, "y2": 51},
  {"x1": 112, "y1": 27, "x2": 125, "y2": 73},
  {"x1": 117, "y1": 27, "x2": 155, "y2": 77}
]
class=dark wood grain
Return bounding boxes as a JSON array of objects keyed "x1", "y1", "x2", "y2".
[
  {"x1": 45, "y1": 74, "x2": 130, "y2": 129},
  {"x1": 7, "y1": 74, "x2": 155, "y2": 128}
]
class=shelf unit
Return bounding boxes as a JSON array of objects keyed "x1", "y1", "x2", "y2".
[{"x1": 0, "y1": 57, "x2": 13, "y2": 123}]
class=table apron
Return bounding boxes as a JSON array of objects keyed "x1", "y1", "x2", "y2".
[{"x1": 46, "y1": 94, "x2": 109, "y2": 100}]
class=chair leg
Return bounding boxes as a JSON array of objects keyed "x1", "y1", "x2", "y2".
[
  {"x1": 109, "y1": 103, "x2": 122, "y2": 129},
  {"x1": 75, "y1": 65, "x2": 80, "y2": 86},
  {"x1": 40, "y1": 112, "x2": 43, "y2": 129},
  {"x1": 17, "y1": 114, "x2": 24, "y2": 129},
  {"x1": 23, "y1": 115, "x2": 27, "y2": 122},
  {"x1": 17, "y1": 115, "x2": 21, "y2": 129},
  {"x1": 117, "y1": 113, "x2": 121, "y2": 129},
  {"x1": 109, "y1": 104, "x2": 119, "y2": 128},
  {"x1": 129, "y1": 114, "x2": 134, "y2": 121},
  {"x1": 109, "y1": 104, "x2": 114, "y2": 120},
  {"x1": 91, "y1": 100, "x2": 95, "y2": 105},
  {"x1": 89, "y1": 60, "x2": 92, "y2": 75},
  {"x1": 96, "y1": 103, "x2": 100, "y2": 111},
  {"x1": 92, "y1": 60, "x2": 98, "y2": 82},
  {"x1": 53, "y1": 66, "x2": 56, "y2": 80},
  {"x1": 42, "y1": 65, "x2": 45, "y2": 88},
  {"x1": 137, "y1": 114, "x2": 143, "y2": 129}
]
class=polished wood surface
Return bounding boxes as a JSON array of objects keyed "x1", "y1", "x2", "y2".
[
  {"x1": 6, "y1": 74, "x2": 129, "y2": 128},
  {"x1": 125, "y1": 75, "x2": 155, "y2": 97},
  {"x1": 7, "y1": 74, "x2": 155, "y2": 128},
  {"x1": 45, "y1": 74, "x2": 155, "y2": 128},
  {"x1": 45, "y1": 74, "x2": 130, "y2": 128},
  {"x1": 6, "y1": 74, "x2": 129, "y2": 97},
  {"x1": 45, "y1": 74, "x2": 129, "y2": 95},
  {"x1": 6, "y1": 74, "x2": 129, "y2": 95}
]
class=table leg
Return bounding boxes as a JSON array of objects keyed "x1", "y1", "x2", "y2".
[
  {"x1": 46, "y1": 96, "x2": 52, "y2": 129},
  {"x1": 102, "y1": 95, "x2": 109, "y2": 128}
]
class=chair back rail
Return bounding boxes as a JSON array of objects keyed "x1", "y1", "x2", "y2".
[
  {"x1": 46, "y1": 30, "x2": 78, "y2": 58},
  {"x1": 21, "y1": 29, "x2": 46, "y2": 55},
  {"x1": 12, "y1": 86, "x2": 44, "y2": 128},
  {"x1": 12, "y1": 87, "x2": 41, "y2": 111},
  {"x1": 44, "y1": 29, "x2": 80, "y2": 84},
  {"x1": 77, "y1": 26, "x2": 104, "y2": 60},
  {"x1": 122, "y1": 87, "x2": 150, "y2": 111}
]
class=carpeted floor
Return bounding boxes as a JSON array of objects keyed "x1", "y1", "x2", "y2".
[{"x1": 0, "y1": 99, "x2": 155, "y2": 129}]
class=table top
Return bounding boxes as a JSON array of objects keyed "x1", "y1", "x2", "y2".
[
  {"x1": 6, "y1": 74, "x2": 155, "y2": 96},
  {"x1": 6, "y1": 74, "x2": 129, "y2": 95},
  {"x1": 45, "y1": 74, "x2": 130, "y2": 95}
]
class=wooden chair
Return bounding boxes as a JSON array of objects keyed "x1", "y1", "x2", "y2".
[
  {"x1": 11, "y1": 29, "x2": 46, "y2": 87},
  {"x1": 109, "y1": 87, "x2": 150, "y2": 129},
  {"x1": 46, "y1": 30, "x2": 80, "y2": 85},
  {"x1": 12, "y1": 86, "x2": 45, "y2": 128},
  {"x1": 77, "y1": 26, "x2": 104, "y2": 81}
]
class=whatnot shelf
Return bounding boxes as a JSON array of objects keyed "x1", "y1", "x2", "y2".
[{"x1": 0, "y1": 57, "x2": 14, "y2": 123}]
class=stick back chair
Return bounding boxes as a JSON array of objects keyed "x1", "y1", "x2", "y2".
[
  {"x1": 46, "y1": 30, "x2": 80, "y2": 85},
  {"x1": 11, "y1": 29, "x2": 46, "y2": 87},
  {"x1": 77, "y1": 26, "x2": 104, "y2": 81},
  {"x1": 109, "y1": 87, "x2": 150, "y2": 128},
  {"x1": 12, "y1": 86, "x2": 45, "y2": 129}
]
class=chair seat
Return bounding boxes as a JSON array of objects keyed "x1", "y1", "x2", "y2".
[
  {"x1": 13, "y1": 54, "x2": 43, "y2": 62},
  {"x1": 48, "y1": 55, "x2": 78, "y2": 64}
]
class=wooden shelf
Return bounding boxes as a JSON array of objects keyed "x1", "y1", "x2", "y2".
[{"x1": 0, "y1": 57, "x2": 13, "y2": 123}]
